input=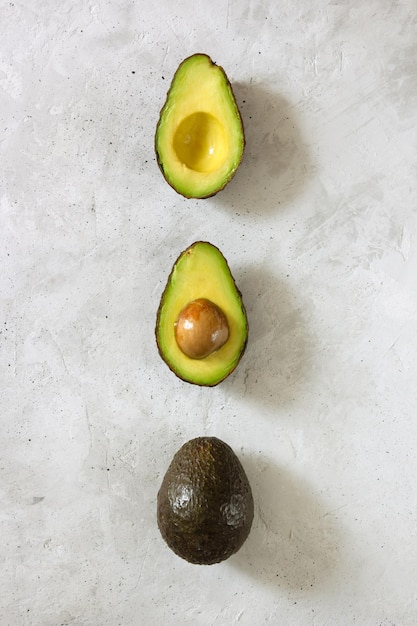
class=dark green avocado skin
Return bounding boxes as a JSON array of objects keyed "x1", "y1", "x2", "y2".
[{"x1": 157, "y1": 437, "x2": 254, "y2": 565}]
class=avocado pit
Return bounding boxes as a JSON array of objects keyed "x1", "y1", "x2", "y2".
[{"x1": 174, "y1": 298, "x2": 229, "y2": 359}]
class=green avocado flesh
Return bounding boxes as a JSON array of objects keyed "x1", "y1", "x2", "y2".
[
  {"x1": 155, "y1": 53, "x2": 245, "y2": 199},
  {"x1": 157, "y1": 437, "x2": 254, "y2": 565},
  {"x1": 155, "y1": 241, "x2": 248, "y2": 387}
]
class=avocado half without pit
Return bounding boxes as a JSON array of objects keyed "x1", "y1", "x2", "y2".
[
  {"x1": 155, "y1": 241, "x2": 248, "y2": 387},
  {"x1": 155, "y1": 53, "x2": 245, "y2": 198},
  {"x1": 157, "y1": 437, "x2": 254, "y2": 565}
]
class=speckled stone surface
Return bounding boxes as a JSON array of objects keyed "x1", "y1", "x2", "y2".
[{"x1": 1, "y1": 1, "x2": 417, "y2": 624}]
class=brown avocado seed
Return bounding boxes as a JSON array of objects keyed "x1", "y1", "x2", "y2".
[{"x1": 174, "y1": 298, "x2": 230, "y2": 359}]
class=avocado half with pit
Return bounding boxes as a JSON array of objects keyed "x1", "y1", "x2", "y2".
[
  {"x1": 155, "y1": 241, "x2": 248, "y2": 386},
  {"x1": 155, "y1": 54, "x2": 245, "y2": 199}
]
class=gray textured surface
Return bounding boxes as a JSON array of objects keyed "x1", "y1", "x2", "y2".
[{"x1": 1, "y1": 1, "x2": 417, "y2": 624}]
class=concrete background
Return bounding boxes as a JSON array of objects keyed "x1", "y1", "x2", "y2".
[{"x1": 1, "y1": 1, "x2": 416, "y2": 624}]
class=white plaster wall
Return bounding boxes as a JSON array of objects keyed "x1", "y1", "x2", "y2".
[{"x1": 1, "y1": 1, "x2": 416, "y2": 624}]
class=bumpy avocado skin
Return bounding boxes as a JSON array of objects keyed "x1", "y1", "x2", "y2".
[
  {"x1": 155, "y1": 241, "x2": 248, "y2": 387},
  {"x1": 157, "y1": 437, "x2": 254, "y2": 565},
  {"x1": 155, "y1": 53, "x2": 245, "y2": 199}
]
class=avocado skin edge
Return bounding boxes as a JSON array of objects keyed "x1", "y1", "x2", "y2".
[
  {"x1": 155, "y1": 241, "x2": 248, "y2": 387},
  {"x1": 154, "y1": 53, "x2": 245, "y2": 199}
]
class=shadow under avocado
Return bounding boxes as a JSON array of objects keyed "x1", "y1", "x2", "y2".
[
  {"x1": 229, "y1": 454, "x2": 343, "y2": 591},
  {"x1": 224, "y1": 265, "x2": 312, "y2": 412},
  {"x1": 213, "y1": 82, "x2": 312, "y2": 216}
]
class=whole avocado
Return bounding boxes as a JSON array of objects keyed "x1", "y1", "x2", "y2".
[{"x1": 157, "y1": 437, "x2": 254, "y2": 565}]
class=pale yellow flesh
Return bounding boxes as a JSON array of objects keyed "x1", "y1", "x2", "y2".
[
  {"x1": 157, "y1": 243, "x2": 247, "y2": 386},
  {"x1": 156, "y1": 55, "x2": 244, "y2": 198}
]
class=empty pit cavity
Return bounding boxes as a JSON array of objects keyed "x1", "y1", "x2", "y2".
[{"x1": 173, "y1": 112, "x2": 228, "y2": 174}]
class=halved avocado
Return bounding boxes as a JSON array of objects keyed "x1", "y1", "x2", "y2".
[
  {"x1": 155, "y1": 241, "x2": 248, "y2": 386},
  {"x1": 155, "y1": 54, "x2": 245, "y2": 199}
]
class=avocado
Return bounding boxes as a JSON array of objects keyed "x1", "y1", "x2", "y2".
[
  {"x1": 157, "y1": 436, "x2": 254, "y2": 565},
  {"x1": 155, "y1": 241, "x2": 248, "y2": 387},
  {"x1": 155, "y1": 53, "x2": 245, "y2": 199}
]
